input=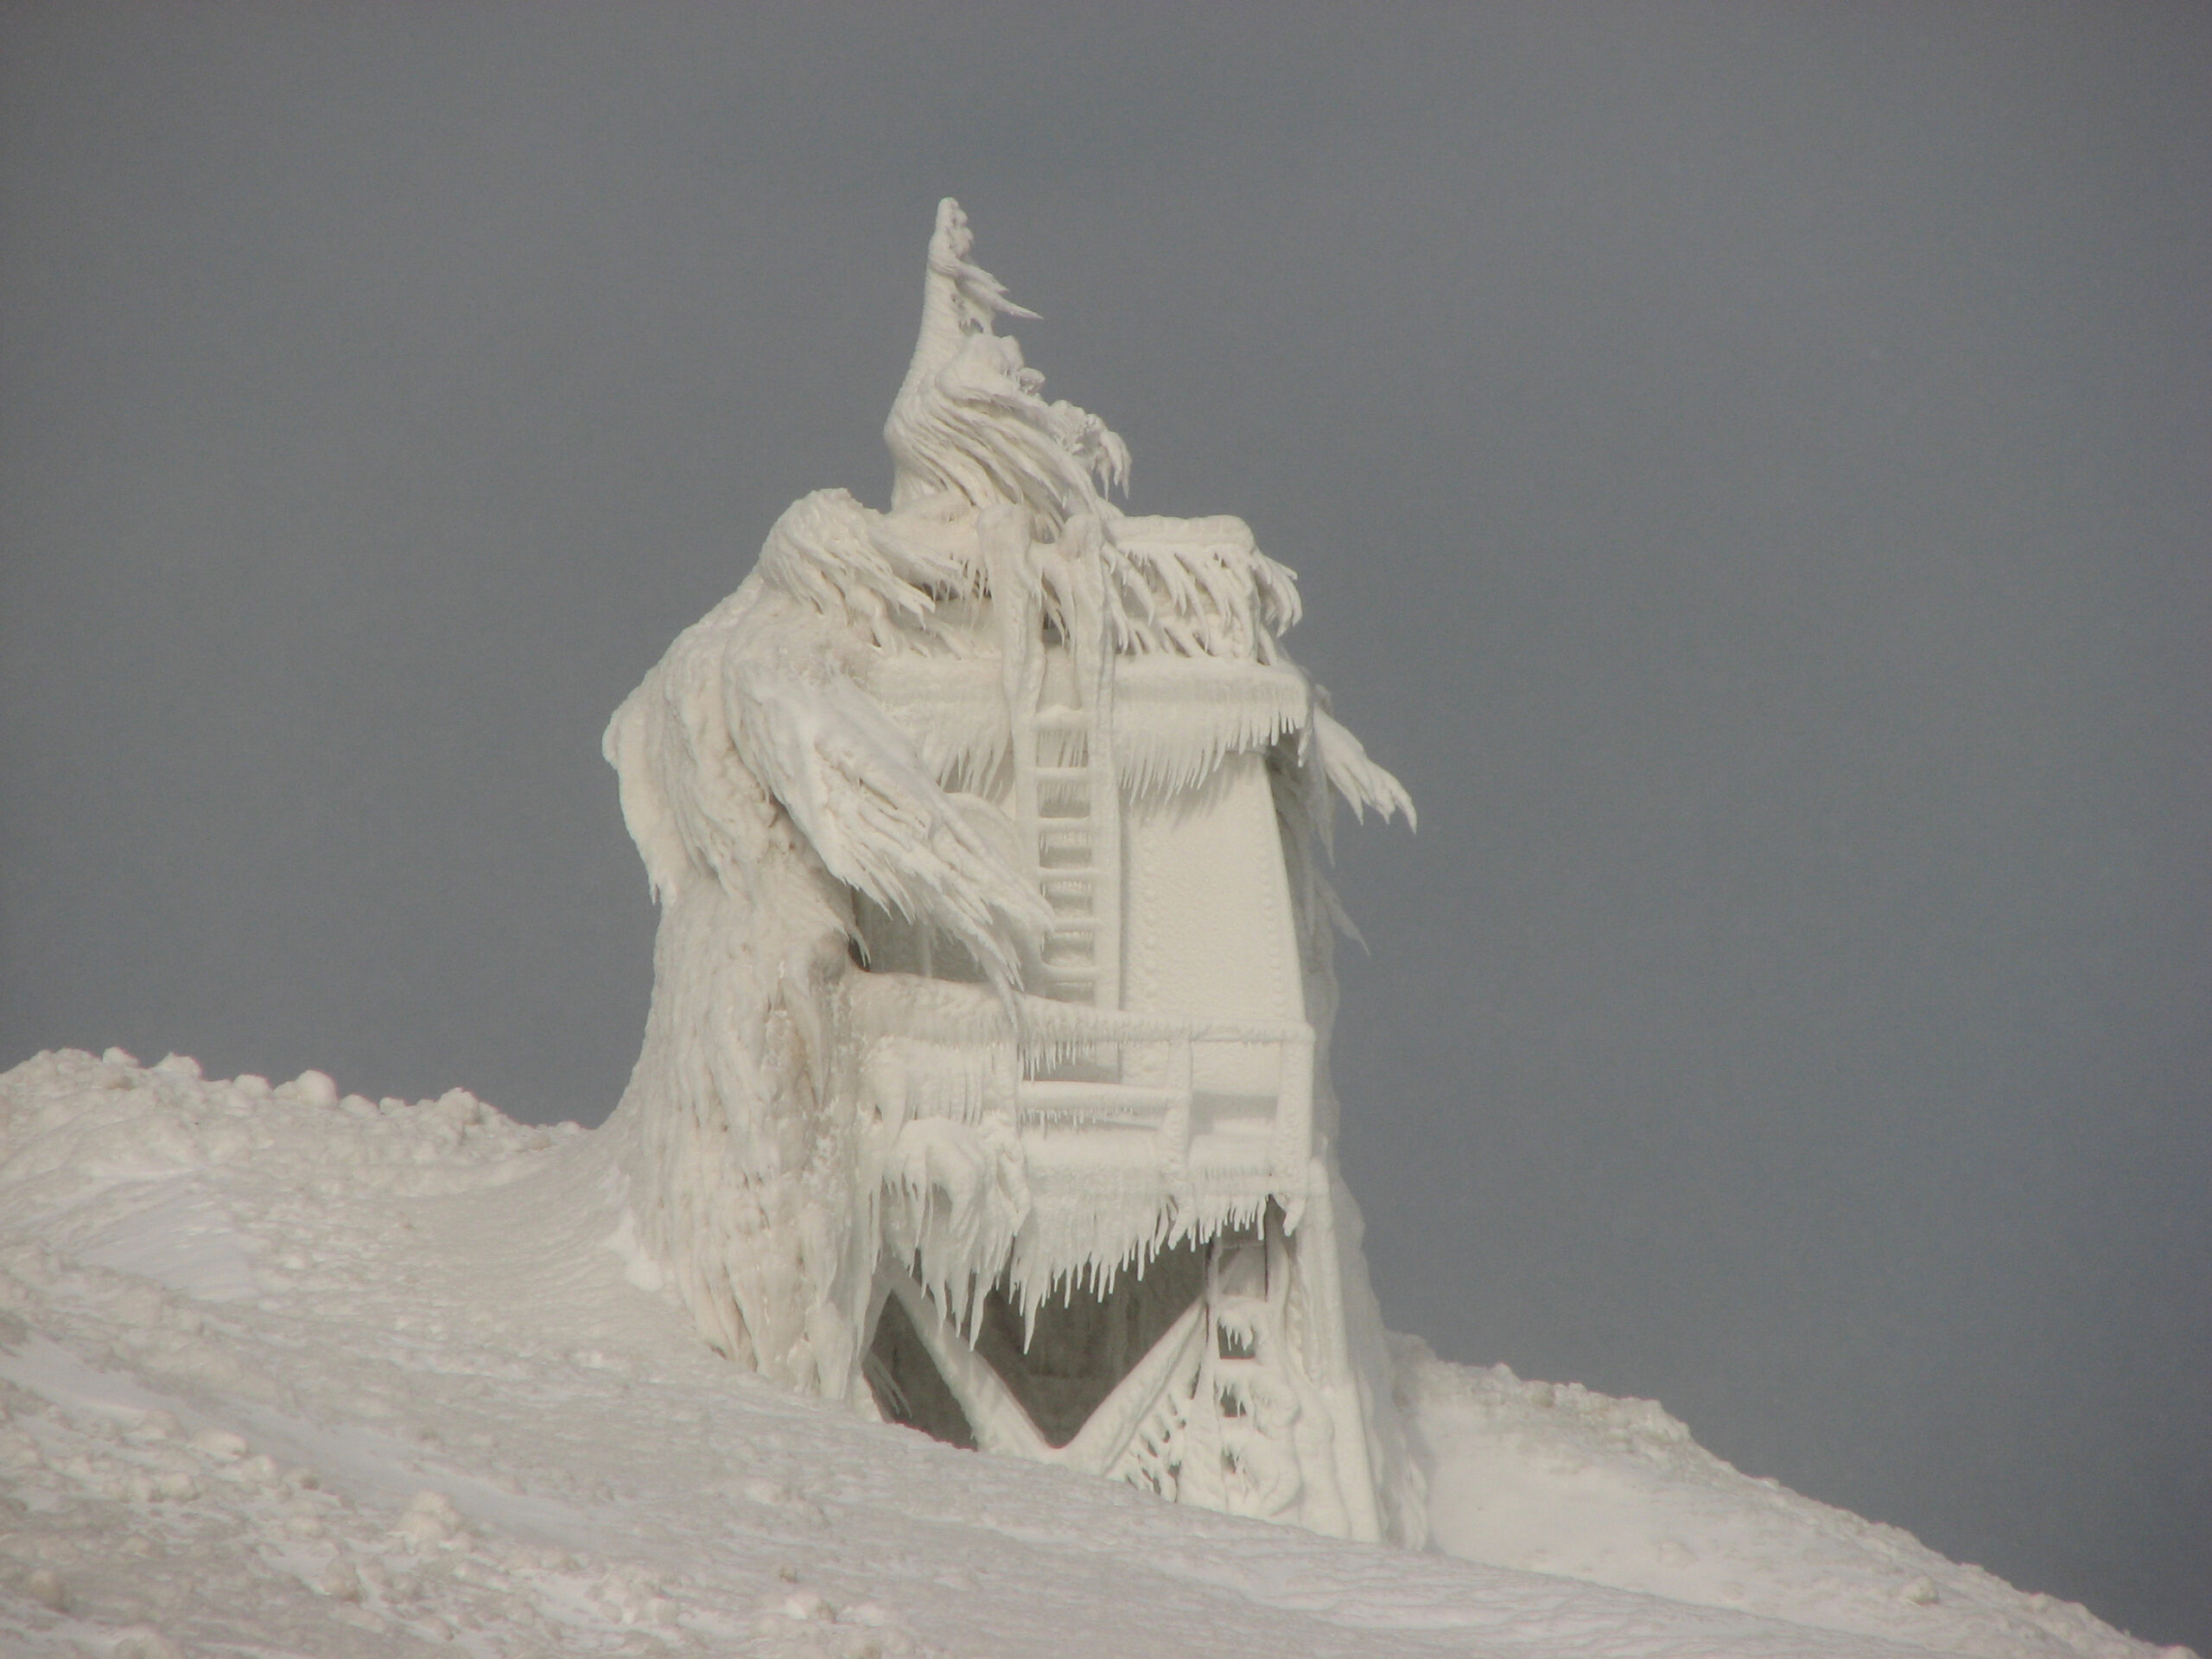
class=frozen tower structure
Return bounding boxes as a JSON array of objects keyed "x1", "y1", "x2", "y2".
[{"x1": 601, "y1": 200, "x2": 1422, "y2": 1543}]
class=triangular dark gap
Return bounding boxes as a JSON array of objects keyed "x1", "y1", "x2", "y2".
[{"x1": 969, "y1": 1236, "x2": 1210, "y2": 1449}]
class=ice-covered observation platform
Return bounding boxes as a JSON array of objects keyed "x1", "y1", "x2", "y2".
[{"x1": 597, "y1": 200, "x2": 1420, "y2": 1544}]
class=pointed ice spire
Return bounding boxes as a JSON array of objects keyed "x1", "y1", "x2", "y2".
[
  {"x1": 889, "y1": 198, "x2": 1035, "y2": 416},
  {"x1": 884, "y1": 199, "x2": 1129, "y2": 531}
]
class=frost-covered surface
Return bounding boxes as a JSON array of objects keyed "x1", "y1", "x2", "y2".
[
  {"x1": 0, "y1": 1049, "x2": 2179, "y2": 1659},
  {"x1": 594, "y1": 198, "x2": 1423, "y2": 1542},
  {"x1": 596, "y1": 198, "x2": 1408, "y2": 1395}
]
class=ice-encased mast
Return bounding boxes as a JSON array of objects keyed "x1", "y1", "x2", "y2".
[{"x1": 601, "y1": 200, "x2": 1421, "y2": 1544}]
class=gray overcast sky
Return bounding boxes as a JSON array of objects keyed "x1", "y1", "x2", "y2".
[{"x1": 3, "y1": 4, "x2": 2207, "y2": 1648}]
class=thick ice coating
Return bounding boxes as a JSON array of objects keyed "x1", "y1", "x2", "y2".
[{"x1": 596, "y1": 200, "x2": 1420, "y2": 1542}]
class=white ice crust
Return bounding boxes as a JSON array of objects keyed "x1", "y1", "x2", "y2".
[
  {"x1": 0, "y1": 204, "x2": 2176, "y2": 1656},
  {"x1": 591, "y1": 199, "x2": 1427, "y2": 1543}
]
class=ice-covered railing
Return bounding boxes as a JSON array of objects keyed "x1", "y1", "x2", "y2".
[
  {"x1": 839, "y1": 976, "x2": 1318, "y2": 1325},
  {"x1": 858, "y1": 988, "x2": 1312, "y2": 1162}
]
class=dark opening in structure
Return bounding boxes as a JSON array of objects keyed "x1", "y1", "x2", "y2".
[
  {"x1": 863, "y1": 1290, "x2": 976, "y2": 1450},
  {"x1": 862, "y1": 1236, "x2": 1212, "y2": 1450}
]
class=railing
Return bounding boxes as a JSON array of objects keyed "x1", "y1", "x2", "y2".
[
  {"x1": 1010, "y1": 1015, "x2": 1314, "y2": 1192},
  {"x1": 842, "y1": 977, "x2": 1314, "y2": 1192}
]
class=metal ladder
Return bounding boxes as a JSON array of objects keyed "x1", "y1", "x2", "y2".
[
  {"x1": 1200, "y1": 1224, "x2": 1301, "y2": 1520},
  {"x1": 991, "y1": 514, "x2": 1122, "y2": 1009}
]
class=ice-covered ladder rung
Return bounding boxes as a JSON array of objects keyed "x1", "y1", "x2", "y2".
[
  {"x1": 1040, "y1": 878, "x2": 1094, "y2": 915},
  {"x1": 1037, "y1": 828, "x2": 1096, "y2": 869}
]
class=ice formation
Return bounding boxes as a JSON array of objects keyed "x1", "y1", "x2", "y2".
[
  {"x1": 0, "y1": 211, "x2": 2181, "y2": 1659},
  {"x1": 597, "y1": 200, "x2": 1421, "y2": 1541}
]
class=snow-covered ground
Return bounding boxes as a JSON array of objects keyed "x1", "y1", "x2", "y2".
[{"x1": 0, "y1": 1048, "x2": 2180, "y2": 1659}]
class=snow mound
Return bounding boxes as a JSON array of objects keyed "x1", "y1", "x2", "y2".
[
  {"x1": 1402, "y1": 1346, "x2": 2169, "y2": 1659},
  {"x1": 0, "y1": 1049, "x2": 2182, "y2": 1659}
]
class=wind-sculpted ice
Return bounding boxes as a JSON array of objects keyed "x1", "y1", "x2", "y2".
[{"x1": 598, "y1": 200, "x2": 1420, "y2": 1542}]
